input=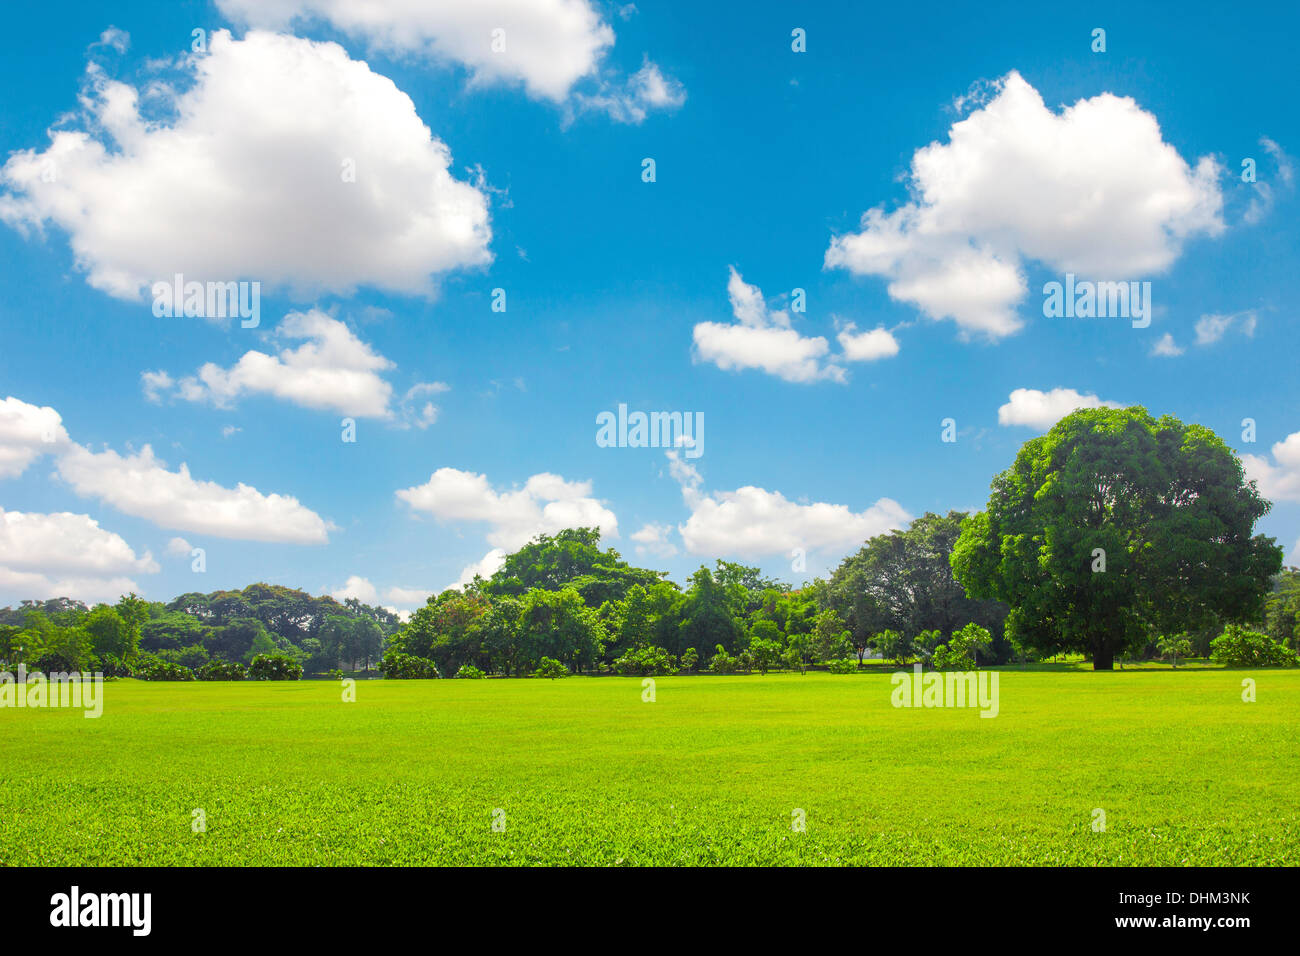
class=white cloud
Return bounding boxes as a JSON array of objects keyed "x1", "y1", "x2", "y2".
[
  {"x1": 384, "y1": 585, "x2": 435, "y2": 607},
  {"x1": 0, "y1": 508, "x2": 157, "y2": 603},
  {"x1": 155, "y1": 310, "x2": 395, "y2": 418},
  {"x1": 141, "y1": 371, "x2": 174, "y2": 404},
  {"x1": 693, "y1": 268, "x2": 845, "y2": 384},
  {"x1": 631, "y1": 522, "x2": 677, "y2": 559},
  {"x1": 55, "y1": 443, "x2": 332, "y2": 543},
  {"x1": 837, "y1": 322, "x2": 900, "y2": 362},
  {"x1": 1150, "y1": 332, "x2": 1184, "y2": 357},
  {"x1": 397, "y1": 382, "x2": 450, "y2": 430},
  {"x1": 327, "y1": 576, "x2": 433, "y2": 613},
  {"x1": 0, "y1": 30, "x2": 492, "y2": 301},
  {"x1": 1194, "y1": 310, "x2": 1257, "y2": 346},
  {"x1": 1244, "y1": 137, "x2": 1294, "y2": 224},
  {"x1": 662, "y1": 450, "x2": 909, "y2": 559},
  {"x1": 94, "y1": 27, "x2": 130, "y2": 54},
  {"x1": 330, "y1": 574, "x2": 378, "y2": 604},
  {"x1": 217, "y1": 0, "x2": 682, "y2": 120},
  {"x1": 1243, "y1": 431, "x2": 1300, "y2": 503},
  {"x1": 447, "y1": 548, "x2": 508, "y2": 591},
  {"x1": 679, "y1": 486, "x2": 910, "y2": 559},
  {"x1": 997, "y1": 387, "x2": 1123, "y2": 431},
  {"x1": 825, "y1": 71, "x2": 1223, "y2": 339},
  {"x1": 0, "y1": 396, "x2": 69, "y2": 477},
  {"x1": 2, "y1": 394, "x2": 331, "y2": 544},
  {"x1": 150, "y1": 314, "x2": 448, "y2": 423},
  {"x1": 166, "y1": 536, "x2": 193, "y2": 557},
  {"x1": 574, "y1": 59, "x2": 686, "y2": 123},
  {"x1": 397, "y1": 467, "x2": 617, "y2": 552}
]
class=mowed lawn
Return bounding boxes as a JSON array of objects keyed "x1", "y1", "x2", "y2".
[{"x1": 2, "y1": 669, "x2": 1297, "y2": 866}]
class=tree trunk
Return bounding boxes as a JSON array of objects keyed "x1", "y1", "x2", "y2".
[{"x1": 1092, "y1": 644, "x2": 1115, "y2": 670}]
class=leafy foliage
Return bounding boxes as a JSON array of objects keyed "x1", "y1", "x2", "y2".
[
  {"x1": 611, "y1": 644, "x2": 678, "y2": 676},
  {"x1": 533, "y1": 657, "x2": 568, "y2": 679},
  {"x1": 132, "y1": 655, "x2": 196, "y2": 681},
  {"x1": 196, "y1": 659, "x2": 248, "y2": 681},
  {"x1": 379, "y1": 651, "x2": 440, "y2": 679},
  {"x1": 248, "y1": 654, "x2": 304, "y2": 681},
  {"x1": 952, "y1": 407, "x2": 1282, "y2": 669},
  {"x1": 1209, "y1": 624, "x2": 1298, "y2": 667}
]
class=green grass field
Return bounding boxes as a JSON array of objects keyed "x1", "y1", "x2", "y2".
[{"x1": 2, "y1": 669, "x2": 1297, "y2": 866}]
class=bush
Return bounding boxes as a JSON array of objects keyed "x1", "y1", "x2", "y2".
[
  {"x1": 612, "y1": 644, "x2": 678, "y2": 676},
  {"x1": 196, "y1": 659, "x2": 247, "y2": 681},
  {"x1": 826, "y1": 657, "x2": 857, "y2": 674},
  {"x1": 707, "y1": 644, "x2": 738, "y2": 674},
  {"x1": 132, "y1": 655, "x2": 195, "y2": 681},
  {"x1": 1210, "y1": 625, "x2": 1298, "y2": 667},
  {"x1": 533, "y1": 657, "x2": 568, "y2": 679},
  {"x1": 455, "y1": 663, "x2": 486, "y2": 679},
  {"x1": 379, "y1": 651, "x2": 440, "y2": 679},
  {"x1": 248, "y1": 653, "x2": 304, "y2": 681},
  {"x1": 98, "y1": 653, "x2": 133, "y2": 679}
]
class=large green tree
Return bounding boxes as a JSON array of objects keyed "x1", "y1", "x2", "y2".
[{"x1": 951, "y1": 407, "x2": 1283, "y2": 670}]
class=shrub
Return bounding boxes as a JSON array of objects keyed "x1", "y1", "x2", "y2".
[
  {"x1": 612, "y1": 644, "x2": 678, "y2": 676},
  {"x1": 1210, "y1": 625, "x2": 1298, "y2": 667},
  {"x1": 455, "y1": 663, "x2": 486, "y2": 679},
  {"x1": 533, "y1": 657, "x2": 568, "y2": 679},
  {"x1": 132, "y1": 655, "x2": 195, "y2": 681},
  {"x1": 679, "y1": 648, "x2": 699, "y2": 672},
  {"x1": 196, "y1": 659, "x2": 247, "y2": 681},
  {"x1": 707, "y1": 644, "x2": 738, "y2": 674},
  {"x1": 248, "y1": 653, "x2": 304, "y2": 681},
  {"x1": 98, "y1": 653, "x2": 133, "y2": 679},
  {"x1": 949, "y1": 623, "x2": 993, "y2": 668},
  {"x1": 826, "y1": 657, "x2": 857, "y2": 674},
  {"x1": 379, "y1": 651, "x2": 440, "y2": 679}
]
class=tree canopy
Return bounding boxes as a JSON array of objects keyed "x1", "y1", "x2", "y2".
[{"x1": 951, "y1": 406, "x2": 1282, "y2": 669}]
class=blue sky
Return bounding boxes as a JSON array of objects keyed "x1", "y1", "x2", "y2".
[{"x1": 0, "y1": 0, "x2": 1297, "y2": 613}]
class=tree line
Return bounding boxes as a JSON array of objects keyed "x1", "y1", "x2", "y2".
[{"x1": 2, "y1": 407, "x2": 1297, "y2": 680}]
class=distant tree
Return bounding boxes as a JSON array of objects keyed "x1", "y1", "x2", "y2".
[
  {"x1": 518, "y1": 588, "x2": 605, "y2": 674},
  {"x1": 828, "y1": 511, "x2": 1009, "y2": 660},
  {"x1": 483, "y1": 528, "x2": 664, "y2": 607},
  {"x1": 1263, "y1": 569, "x2": 1300, "y2": 652},
  {"x1": 809, "y1": 609, "x2": 852, "y2": 664},
  {"x1": 949, "y1": 623, "x2": 992, "y2": 668},
  {"x1": 141, "y1": 610, "x2": 206, "y2": 652},
  {"x1": 473, "y1": 596, "x2": 523, "y2": 676},
  {"x1": 677, "y1": 567, "x2": 744, "y2": 657},
  {"x1": 83, "y1": 606, "x2": 134, "y2": 660},
  {"x1": 873, "y1": 629, "x2": 911, "y2": 666},
  {"x1": 747, "y1": 636, "x2": 782, "y2": 674},
  {"x1": 1156, "y1": 634, "x2": 1192, "y2": 668}
]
